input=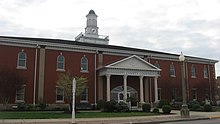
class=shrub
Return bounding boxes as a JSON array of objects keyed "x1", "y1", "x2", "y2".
[
  {"x1": 97, "y1": 99, "x2": 105, "y2": 110},
  {"x1": 158, "y1": 99, "x2": 170, "y2": 108},
  {"x1": 188, "y1": 100, "x2": 201, "y2": 111},
  {"x1": 162, "y1": 105, "x2": 171, "y2": 114},
  {"x1": 203, "y1": 104, "x2": 212, "y2": 112},
  {"x1": 142, "y1": 103, "x2": 151, "y2": 112},
  {"x1": 116, "y1": 102, "x2": 129, "y2": 112},
  {"x1": 37, "y1": 103, "x2": 47, "y2": 110},
  {"x1": 152, "y1": 108, "x2": 159, "y2": 113},
  {"x1": 103, "y1": 100, "x2": 117, "y2": 112}
]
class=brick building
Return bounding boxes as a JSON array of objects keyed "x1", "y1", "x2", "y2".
[{"x1": 0, "y1": 10, "x2": 218, "y2": 109}]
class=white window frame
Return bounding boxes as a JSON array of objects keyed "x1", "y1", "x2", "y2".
[
  {"x1": 80, "y1": 88, "x2": 88, "y2": 103},
  {"x1": 158, "y1": 88, "x2": 161, "y2": 101},
  {"x1": 56, "y1": 86, "x2": 64, "y2": 103},
  {"x1": 191, "y1": 64, "x2": 196, "y2": 78},
  {"x1": 17, "y1": 50, "x2": 27, "y2": 69},
  {"x1": 57, "y1": 54, "x2": 65, "y2": 71},
  {"x1": 204, "y1": 66, "x2": 208, "y2": 78},
  {"x1": 15, "y1": 86, "x2": 25, "y2": 103},
  {"x1": 80, "y1": 55, "x2": 88, "y2": 72},
  {"x1": 170, "y1": 63, "x2": 175, "y2": 77},
  {"x1": 192, "y1": 88, "x2": 197, "y2": 100}
]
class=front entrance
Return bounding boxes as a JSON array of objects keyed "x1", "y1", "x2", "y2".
[
  {"x1": 111, "y1": 86, "x2": 138, "y2": 108},
  {"x1": 118, "y1": 92, "x2": 130, "y2": 103}
]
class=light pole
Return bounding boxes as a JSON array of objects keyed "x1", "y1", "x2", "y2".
[{"x1": 179, "y1": 52, "x2": 190, "y2": 118}]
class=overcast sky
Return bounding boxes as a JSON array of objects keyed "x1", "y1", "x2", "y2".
[{"x1": 0, "y1": 0, "x2": 219, "y2": 76}]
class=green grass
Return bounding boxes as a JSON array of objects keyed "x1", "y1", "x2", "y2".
[{"x1": 0, "y1": 111, "x2": 158, "y2": 119}]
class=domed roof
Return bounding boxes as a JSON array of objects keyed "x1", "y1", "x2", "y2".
[{"x1": 89, "y1": 10, "x2": 96, "y2": 14}]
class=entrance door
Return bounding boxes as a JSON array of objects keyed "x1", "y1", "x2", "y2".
[{"x1": 118, "y1": 92, "x2": 130, "y2": 103}]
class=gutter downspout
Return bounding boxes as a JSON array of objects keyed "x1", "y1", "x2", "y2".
[
  {"x1": 208, "y1": 61, "x2": 212, "y2": 101},
  {"x1": 94, "y1": 50, "x2": 97, "y2": 108},
  {"x1": 33, "y1": 44, "x2": 38, "y2": 106}
]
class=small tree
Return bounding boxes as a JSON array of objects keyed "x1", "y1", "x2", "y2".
[
  {"x1": 0, "y1": 67, "x2": 25, "y2": 110},
  {"x1": 56, "y1": 72, "x2": 87, "y2": 111}
]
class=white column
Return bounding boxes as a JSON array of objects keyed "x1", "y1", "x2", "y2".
[
  {"x1": 139, "y1": 76, "x2": 144, "y2": 103},
  {"x1": 154, "y1": 77, "x2": 159, "y2": 102},
  {"x1": 106, "y1": 75, "x2": 111, "y2": 101},
  {"x1": 123, "y1": 75, "x2": 128, "y2": 102}
]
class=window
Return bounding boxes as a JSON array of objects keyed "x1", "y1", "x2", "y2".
[
  {"x1": 81, "y1": 56, "x2": 88, "y2": 72},
  {"x1": 57, "y1": 54, "x2": 65, "y2": 71},
  {"x1": 80, "y1": 88, "x2": 88, "y2": 102},
  {"x1": 205, "y1": 89, "x2": 209, "y2": 100},
  {"x1": 158, "y1": 88, "x2": 161, "y2": 100},
  {"x1": 192, "y1": 89, "x2": 197, "y2": 100},
  {"x1": 56, "y1": 86, "x2": 64, "y2": 102},
  {"x1": 154, "y1": 61, "x2": 160, "y2": 69},
  {"x1": 191, "y1": 64, "x2": 196, "y2": 78},
  {"x1": 170, "y1": 63, "x2": 175, "y2": 77},
  {"x1": 17, "y1": 51, "x2": 27, "y2": 69},
  {"x1": 172, "y1": 88, "x2": 177, "y2": 100},
  {"x1": 16, "y1": 86, "x2": 25, "y2": 102},
  {"x1": 204, "y1": 66, "x2": 208, "y2": 78}
]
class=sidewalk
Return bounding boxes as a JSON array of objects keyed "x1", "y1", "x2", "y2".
[{"x1": 1, "y1": 110, "x2": 220, "y2": 124}]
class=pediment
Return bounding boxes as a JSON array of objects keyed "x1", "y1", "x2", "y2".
[{"x1": 106, "y1": 55, "x2": 160, "y2": 71}]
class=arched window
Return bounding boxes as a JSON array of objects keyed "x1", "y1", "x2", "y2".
[
  {"x1": 57, "y1": 54, "x2": 65, "y2": 70},
  {"x1": 191, "y1": 64, "x2": 196, "y2": 77},
  {"x1": 170, "y1": 63, "x2": 175, "y2": 77},
  {"x1": 17, "y1": 51, "x2": 27, "y2": 68},
  {"x1": 81, "y1": 56, "x2": 88, "y2": 71},
  {"x1": 154, "y1": 61, "x2": 160, "y2": 69},
  {"x1": 204, "y1": 65, "x2": 208, "y2": 78}
]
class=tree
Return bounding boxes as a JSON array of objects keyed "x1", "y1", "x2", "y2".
[
  {"x1": 56, "y1": 72, "x2": 87, "y2": 111},
  {"x1": 0, "y1": 67, "x2": 25, "y2": 110}
]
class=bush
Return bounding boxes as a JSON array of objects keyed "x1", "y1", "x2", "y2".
[
  {"x1": 37, "y1": 103, "x2": 47, "y2": 110},
  {"x1": 152, "y1": 108, "x2": 159, "y2": 113},
  {"x1": 142, "y1": 103, "x2": 151, "y2": 112},
  {"x1": 203, "y1": 104, "x2": 212, "y2": 112},
  {"x1": 116, "y1": 102, "x2": 129, "y2": 112},
  {"x1": 162, "y1": 105, "x2": 171, "y2": 114},
  {"x1": 158, "y1": 99, "x2": 170, "y2": 108},
  {"x1": 188, "y1": 100, "x2": 201, "y2": 111},
  {"x1": 103, "y1": 100, "x2": 117, "y2": 112},
  {"x1": 97, "y1": 100, "x2": 105, "y2": 110}
]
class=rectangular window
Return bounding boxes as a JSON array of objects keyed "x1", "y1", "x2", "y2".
[
  {"x1": 172, "y1": 88, "x2": 177, "y2": 100},
  {"x1": 192, "y1": 89, "x2": 197, "y2": 100},
  {"x1": 204, "y1": 66, "x2": 208, "y2": 78},
  {"x1": 16, "y1": 86, "x2": 25, "y2": 102},
  {"x1": 158, "y1": 88, "x2": 161, "y2": 101},
  {"x1": 80, "y1": 88, "x2": 88, "y2": 102},
  {"x1": 205, "y1": 89, "x2": 209, "y2": 100},
  {"x1": 56, "y1": 86, "x2": 64, "y2": 103}
]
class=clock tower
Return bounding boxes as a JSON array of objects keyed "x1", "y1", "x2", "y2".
[
  {"x1": 85, "y1": 10, "x2": 99, "y2": 37},
  {"x1": 75, "y1": 10, "x2": 109, "y2": 45}
]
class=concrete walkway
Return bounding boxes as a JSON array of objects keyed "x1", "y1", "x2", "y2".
[{"x1": 1, "y1": 110, "x2": 220, "y2": 124}]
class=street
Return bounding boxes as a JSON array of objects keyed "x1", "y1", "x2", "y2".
[{"x1": 163, "y1": 119, "x2": 220, "y2": 124}]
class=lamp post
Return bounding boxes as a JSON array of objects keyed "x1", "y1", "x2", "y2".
[{"x1": 179, "y1": 52, "x2": 190, "y2": 118}]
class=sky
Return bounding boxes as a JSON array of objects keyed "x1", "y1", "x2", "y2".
[{"x1": 0, "y1": 0, "x2": 220, "y2": 76}]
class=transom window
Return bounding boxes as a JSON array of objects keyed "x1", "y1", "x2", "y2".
[
  {"x1": 191, "y1": 64, "x2": 196, "y2": 78},
  {"x1": 204, "y1": 66, "x2": 208, "y2": 78},
  {"x1": 57, "y1": 54, "x2": 65, "y2": 71},
  {"x1": 17, "y1": 50, "x2": 27, "y2": 69},
  {"x1": 81, "y1": 56, "x2": 88, "y2": 72},
  {"x1": 56, "y1": 86, "x2": 64, "y2": 103},
  {"x1": 16, "y1": 86, "x2": 25, "y2": 102},
  {"x1": 170, "y1": 63, "x2": 175, "y2": 77}
]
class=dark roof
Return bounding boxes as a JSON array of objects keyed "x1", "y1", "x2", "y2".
[
  {"x1": 0, "y1": 35, "x2": 218, "y2": 63},
  {"x1": 89, "y1": 10, "x2": 96, "y2": 14}
]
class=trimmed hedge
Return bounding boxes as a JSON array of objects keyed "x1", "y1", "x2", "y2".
[
  {"x1": 162, "y1": 105, "x2": 171, "y2": 114},
  {"x1": 203, "y1": 104, "x2": 212, "y2": 112},
  {"x1": 142, "y1": 103, "x2": 151, "y2": 112}
]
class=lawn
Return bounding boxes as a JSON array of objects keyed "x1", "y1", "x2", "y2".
[{"x1": 0, "y1": 111, "x2": 158, "y2": 119}]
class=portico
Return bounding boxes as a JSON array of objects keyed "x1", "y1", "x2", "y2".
[{"x1": 98, "y1": 55, "x2": 161, "y2": 105}]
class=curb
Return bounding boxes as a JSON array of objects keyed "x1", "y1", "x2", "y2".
[{"x1": 209, "y1": 116, "x2": 220, "y2": 119}]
